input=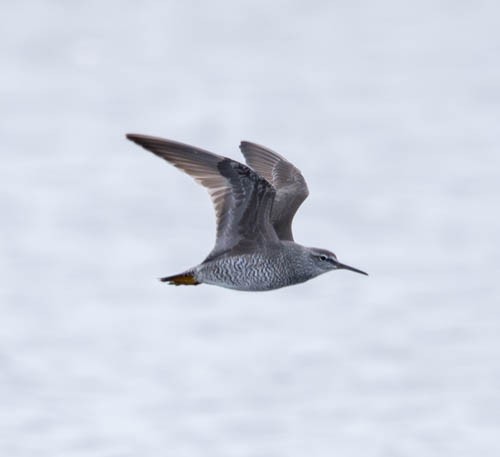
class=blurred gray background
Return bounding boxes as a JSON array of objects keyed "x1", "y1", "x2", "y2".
[{"x1": 1, "y1": 1, "x2": 499, "y2": 456}]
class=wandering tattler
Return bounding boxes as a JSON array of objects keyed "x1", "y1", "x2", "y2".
[{"x1": 126, "y1": 134, "x2": 368, "y2": 291}]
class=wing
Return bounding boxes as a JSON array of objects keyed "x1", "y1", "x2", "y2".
[
  {"x1": 239, "y1": 141, "x2": 309, "y2": 241},
  {"x1": 126, "y1": 134, "x2": 279, "y2": 256}
]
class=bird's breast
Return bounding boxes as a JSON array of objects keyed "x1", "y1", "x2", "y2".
[{"x1": 196, "y1": 251, "x2": 308, "y2": 291}]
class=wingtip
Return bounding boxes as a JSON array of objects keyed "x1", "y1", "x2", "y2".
[
  {"x1": 240, "y1": 140, "x2": 262, "y2": 151},
  {"x1": 126, "y1": 133, "x2": 162, "y2": 148},
  {"x1": 126, "y1": 133, "x2": 141, "y2": 142}
]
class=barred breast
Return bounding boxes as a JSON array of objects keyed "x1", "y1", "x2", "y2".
[{"x1": 195, "y1": 249, "x2": 310, "y2": 291}]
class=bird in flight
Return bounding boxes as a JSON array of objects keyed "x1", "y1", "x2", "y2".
[{"x1": 126, "y1": 134, "x2": 367, "y2": 291}]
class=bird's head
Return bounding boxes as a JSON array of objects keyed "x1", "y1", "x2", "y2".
[{"x1": 306, "y1": 247, "x2": 368, "y2": 277}]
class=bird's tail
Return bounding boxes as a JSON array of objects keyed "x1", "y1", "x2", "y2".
[{"x1": 159, "y1": 271, "x2": 200, "y2": 286}]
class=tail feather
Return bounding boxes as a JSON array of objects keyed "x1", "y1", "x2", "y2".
[{"x1": 159, "y1": 272, "x2": 200, "y2": 286}]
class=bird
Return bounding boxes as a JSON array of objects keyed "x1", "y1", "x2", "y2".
[{"x1": 126, "y1": 134, "x2": 368, "y2": 291}]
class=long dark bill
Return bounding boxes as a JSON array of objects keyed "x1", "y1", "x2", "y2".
[{"x1": 335, "y1": 261, "x2": 368, "y2": 276}]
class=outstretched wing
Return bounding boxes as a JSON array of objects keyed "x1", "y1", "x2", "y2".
[
  {"x1": 126, "y1": 134, "x2": 278, "y2": 256},
  {"x1": 239, "y1": 141, "x2": 309, "y2": 241}
]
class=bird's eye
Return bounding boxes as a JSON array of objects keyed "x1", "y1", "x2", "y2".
[{"x1": 319, "y1": 255, "x2": 328, "y2": 261}]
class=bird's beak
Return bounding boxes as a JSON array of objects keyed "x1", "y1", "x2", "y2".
[{"x1": 335, "y1": 261, "x2": 368, "y2": 276}]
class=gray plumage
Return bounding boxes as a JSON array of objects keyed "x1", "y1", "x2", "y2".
[
  {"x1": 126, "y1": 134, "x2": 367, "y2": 291},
  {"x1": 239, "y1": 141, "x2": 308, "y2": 241}
]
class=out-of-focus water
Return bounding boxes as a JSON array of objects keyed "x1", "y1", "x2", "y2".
[{"x1": 1, "y1": 1, "x2": 499, "y2": 456}]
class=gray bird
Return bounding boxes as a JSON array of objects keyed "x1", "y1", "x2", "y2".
[{"x1": 126, "y1": 134, "x2": 367, "y2": 291}]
